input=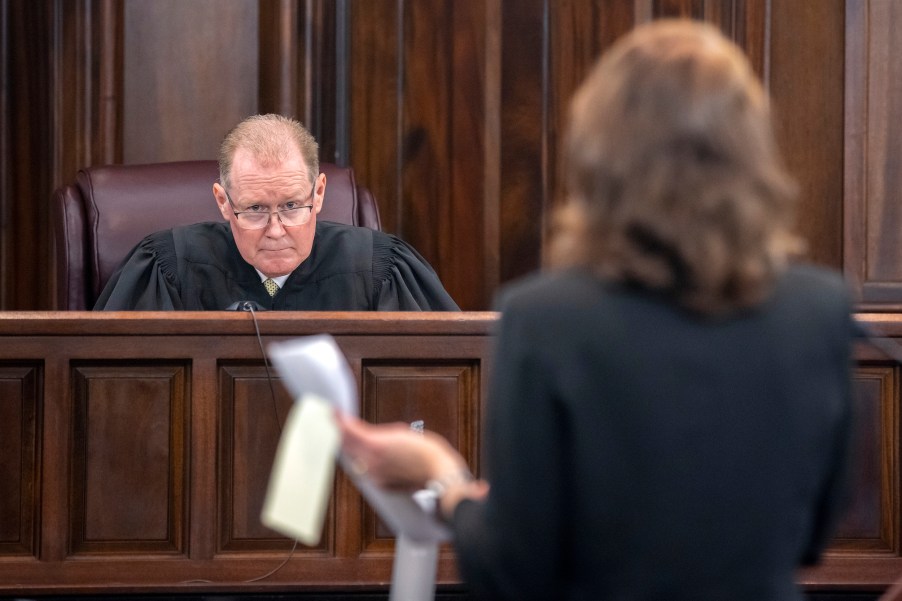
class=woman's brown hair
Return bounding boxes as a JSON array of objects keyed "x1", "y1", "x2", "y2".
[{"x1": 553, "y1": 19, "x2": 801, "y2": 315}]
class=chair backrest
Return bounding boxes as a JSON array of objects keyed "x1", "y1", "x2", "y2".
[{"x1": 52, "y1": 160, "x2": 381, "y2": 310}]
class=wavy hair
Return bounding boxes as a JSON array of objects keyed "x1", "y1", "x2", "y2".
[{"x1": 552, "y1": 20, "x2": 801, "y2": 315}]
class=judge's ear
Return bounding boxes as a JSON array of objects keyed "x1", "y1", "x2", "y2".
[
  {"x1": 213, "y1": 183, "x2": 231, "y2": 221},
  {"x1": 313, "y1": 172, "x2": 326, "y2": 214}
]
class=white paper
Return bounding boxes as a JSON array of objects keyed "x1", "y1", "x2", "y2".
[
  {"x1": 268, "y1": 334, "x2": 358, "y2": 416},
  {"x1": 265, "y1": 333, "x2": 450, "y2": 601},
  {"x1": 260, "y1": 394, "x2": 339, "y2": 545},
  {"x1": 390, "y1": 535, "x2": 439, "y2": 601}
]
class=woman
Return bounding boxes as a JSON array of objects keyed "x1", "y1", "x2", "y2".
[{"x1": 340, "y1": 19, "x2": 853, "y2": 600}]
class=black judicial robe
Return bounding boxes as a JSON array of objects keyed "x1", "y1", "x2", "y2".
[{"x1": 93, "y1": 221, "x2": 459, "y2": 311}]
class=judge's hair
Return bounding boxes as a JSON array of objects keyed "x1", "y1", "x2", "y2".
[
  {"x1": 219, "y1": 114, "x2": 320, "y2": 190},
  {"x1": 550, "y1": 19, "x2": 801, "y2": 315}
]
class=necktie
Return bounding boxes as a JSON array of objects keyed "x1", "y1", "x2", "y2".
[{"x1": 263, "y1": 278, "x2": 279, "y2": 297}]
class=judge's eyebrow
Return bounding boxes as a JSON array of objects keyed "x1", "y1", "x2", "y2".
[{"x1": 230, "y1": 187, "x2": 314, "y2": 210}]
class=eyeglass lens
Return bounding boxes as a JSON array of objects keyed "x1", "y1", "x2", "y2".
[{"x1": 237, "y1": 207, "x2": 312, "y2": 229}]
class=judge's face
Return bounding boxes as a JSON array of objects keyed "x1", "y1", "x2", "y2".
[{"x1": 213, "y1": 147, "x2": 325, "y2": 278}]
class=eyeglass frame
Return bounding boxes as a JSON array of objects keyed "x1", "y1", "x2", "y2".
[{"x1": 223, "y1": 184, "x2": 316, "y2": 230}]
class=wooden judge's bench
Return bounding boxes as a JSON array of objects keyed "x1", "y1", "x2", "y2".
[{"x1": 0, "y1": 311, "x2": 900, "y2": 600}]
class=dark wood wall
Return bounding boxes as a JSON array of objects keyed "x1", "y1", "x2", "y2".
[{"x1": 0, "y1": 0, "x2": 886, "y2": 312}]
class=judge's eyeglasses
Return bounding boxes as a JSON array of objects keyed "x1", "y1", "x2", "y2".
[{"x1": 224, "y1": 187, "x2": 315, "y2": 230}]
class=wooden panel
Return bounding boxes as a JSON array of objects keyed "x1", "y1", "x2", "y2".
[
  {"x1": 258, "y1": 0, "x2": 301, "y2": 118},
  {"x1": 861, "y1": 1, "x2": 902, "y2": 286},
  {"x1": 1, "y1": 1, "x2": 54, "y2": 310},
  {"x1": 216, "y1": 362, "x2": 332, "y2": 554},
  {"x1": 548, "y1": 1, "x2": 636, "y2": 251},
  {"x1": 360, "y1": 361, "x2": 480, "y2": 549},
  {"x1": 652, "y1": 0, "x2": 707, "y2": 17},
  {"x1": 348, "y1": 0, "x2": 499, "y2": 310},
  {"x1": 300, "y1": 1, "x2": 340, "y2": 160},
  {"x1": 121, "y1": 0, "x2": 258, "y2": 163},
  {"x1": 399, "y1": 0, "x2": 453, "y2": 264},
  {"x1": 1, "y1": 0, "x2": 122, "y2": 310},
  {"x1": 445, "y1": 1, "x2": 498, "y2": 310},
  {"x1": 2, "y1": 312, "x2": 902, "y2": 596},
  {"x1": 498, "y1": 0, "x2": 546, "y2": 284},
  {"x1": 713, "y1": 0, "x2": 770, "y2": 80},
  {"x1": 0, "y1": 312, "x2": 493, "y2": 592},
  {"x1": 770, "y1": 0, "x2": 844, "y2": 272},
  {"x1": 0, "y1": 363, "x2": 40, "y2": 557},
  {"x1": 830, "y1": 366, "x2": 898, "y2": 553},
  {"x1": 800, "y1": 323, "x2": 902, "y2": 592},
  {"x1": 70, "y1": 363, "x2": 188, "y2": 555},
  {"x1": 645, "y1": 1, "x2": 770, "y2": 76},
  {"x1": 349, "y1": 0, "x2": 402, "y2": 234},
  {"x1": 845, "y1": 0, "x2": 902, "y2": 309},
  {"x1": 396, "y1": 0, "x2": 497, "y2": 309},
  {"x1": 53, "y1": 1, "x2": 122, "y2": 181}
]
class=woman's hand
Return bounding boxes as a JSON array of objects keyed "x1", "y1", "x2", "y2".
[
  {"x1": 337, "y1": 413, "x2": 489, "y2": 520},
  {"x1": 338, "y1": 413, "x2": 465, "y2": 490}
]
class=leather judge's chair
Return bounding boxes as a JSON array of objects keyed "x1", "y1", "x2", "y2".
[{"x1": 52, "y1": 160, "x2": 381, "y2": 310}]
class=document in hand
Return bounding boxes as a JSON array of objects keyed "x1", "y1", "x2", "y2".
[
  {"x1": 260, "y1": 392, "x2": 338, "y2": 545},
  {"x1": 263, "y1": 334, "x2": 451, "y2": 544}
]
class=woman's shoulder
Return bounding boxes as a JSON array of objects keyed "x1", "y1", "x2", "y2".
[
  {"x1": 497, "y1": 264, "x2": 852, "y2": 324},
  {"x1": 781, "y1": 263, "x2": 847, "y2": 289},
  {"x1": 763, "y1": 264, "x2": 852, "y2": 334},
  {"x1": 495, "y1": 269, "x2": 606, "y2": 313},
  {"x1": 775, "y1": 263, "x2": 851, "y2": 309}
]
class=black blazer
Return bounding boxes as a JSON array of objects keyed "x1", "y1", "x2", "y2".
[{"x1": 452, "y1": 265, "x2": 854, "y2": 601}]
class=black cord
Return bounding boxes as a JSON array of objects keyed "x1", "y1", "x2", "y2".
[
  {"x1": 182, "y1": 305, "x2": 294, "y2": 586},
  {"x1": 248, "y1": 305, "x2": 284, "y2": 434}
]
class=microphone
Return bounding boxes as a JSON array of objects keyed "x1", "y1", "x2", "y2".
[{"x1": 225, "y1": 300, "x2": 268, "y2": 311}]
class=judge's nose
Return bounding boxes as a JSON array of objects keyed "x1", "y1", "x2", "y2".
[{"x1": 264, "y1": 213, "x2": 288, "y2": 236}]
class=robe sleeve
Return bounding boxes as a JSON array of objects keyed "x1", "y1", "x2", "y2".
[
  {"x1": 371, "y1": 233, "x2": 459, "y2": 310},
  {"x1": 93, "y1": 230, "x2": 183, "y2": 310}
]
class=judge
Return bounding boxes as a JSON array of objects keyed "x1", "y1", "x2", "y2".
[{"x1": 94, "y1": 114, "x2": 459, "y2": 311}]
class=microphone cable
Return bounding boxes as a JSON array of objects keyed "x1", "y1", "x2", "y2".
[
  {"x1": 181, "y1": 304, "x2": 298, "y2": 585},
  {"x1": 243, "y1": 304, "x2": 300, "y2": 581},
  {"x1": 247, "y1": 304, "x2": 284, "y2": 431}
]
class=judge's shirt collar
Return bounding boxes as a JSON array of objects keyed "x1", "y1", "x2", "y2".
[{"x1": 255, "y1": 270, "x2": 290, "y2": 288}]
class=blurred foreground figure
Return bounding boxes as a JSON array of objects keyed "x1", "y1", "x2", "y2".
[{"x1": 340, "y1": 19, "x2": 854, "y2": 601}]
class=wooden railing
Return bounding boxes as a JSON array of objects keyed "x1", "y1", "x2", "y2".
[
  {"x1": 0, "y1": 311, "x2": 494, "y2": 594},
  {"x1": 1, "y1": 311, "x2": 900, "y2": 597}
]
